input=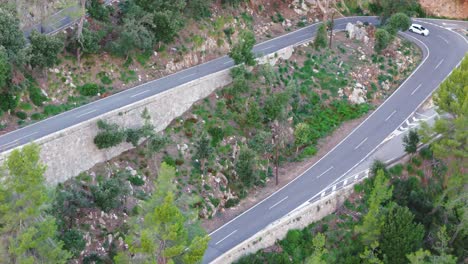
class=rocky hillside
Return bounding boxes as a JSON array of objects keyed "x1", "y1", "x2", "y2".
[{"x1": 419, "y1": 0, "x2": 468, "y2": 19}]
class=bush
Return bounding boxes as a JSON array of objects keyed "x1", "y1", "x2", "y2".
[
  {"x1": 314, "y1": 24, "x2": 328, "y2": 50},
  {"x1": 60, "y1": 229, "x2": 86, "y2": 257},
  {"x1": 0, "y1": 92, "x2": 19, "y2": 111},
  {"x1": 43, "y1": 104, "x2": 65, "y2": 116},
  {"x1": 94, "y1": 130, "x2": 125, "y2": 149},
  {"x1": 87, "y1": 0, "x2": 110, "y2": 21},
  {"x1": 300, "y1": 145, "x2": 317, "y2": 157},
  {"x1": 78, "y1": 83, "x2": 100, "y2": 96},
  {"x1": 29, "y1": 85, "x2": 47, "y2": 106},
  {"x1": 15, "y1": 111, "x2": 27, "y2": 120},
  {"x1": 91, "y1": 176, "x2": 130, "y2": 212},
  {"x1": 30, "y1": 112, "x2": 44, "y2": 120},
  {"x1": 419, "y1": 146, "x2": 433, "y2": 160},
  {"x1": 208, "y1": 126, "x2": 224, "y2": 146},
  {"x1": 128, "y1": 175, "x2": 145, "y2": 186},
  {"x1": 225, "y1": 198, "x2": 240, "y2": 208},
  {"x1": 374, "y1": 28, "x2": 391, "y2": 53},
  {"x1": 389, "y1": 164, "x2": 403, "y2": 176},
  {"x1": 411, "y1": 156, "x2": 422, "y2": 167}
]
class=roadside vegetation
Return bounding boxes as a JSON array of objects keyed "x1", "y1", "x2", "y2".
[
  {"x1": 0, "y1": 0, "x2": 428, "y2": 133},
  {"x1": 234, "y1": 54, "x2": 467, "y2": 264}
]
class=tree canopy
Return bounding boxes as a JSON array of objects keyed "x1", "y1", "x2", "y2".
[{"x1": 229, "y1": 30, "x2": 256, "y2": 66}]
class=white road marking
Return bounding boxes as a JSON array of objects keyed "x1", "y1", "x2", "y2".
[
  {"x1": 215, "y1": 230, "x2": 237, "y2": 245},
  {"x1": 317, "y1": 166, "x2": 334, "y2": 179},
  {"x1": 76, "y1": 109, "x2": 97, "y2": 118},
  {"x1": 179, "y1": 73, "x2": 196, "y2": 80},
  {"x1": 385, "y1": 110, "x2": 397, "y2": 122},
  {"x1": 258, "y1": 45, "x2": 275, "y2": 51},
  {"x1": 130, "y1": 90, "x2": 150, "y2": 98},
  {"x1": 269, "y1": 196, "x2": 289, "y2": 210},
  {"x1": 223, "y1": 60, "x2": 233, "y2": 65},
  {"x1": 411, "y1": 84, "x2": 422, "y2": 96},
  {"x1": 354, "y1": 137, "x2": 368, "y2": 150},
  {"x1": 437, "y1": 35, "x2": 449, "y2": 44},
  {"x1": 435, "y1": 59, "x2": 444, "y2": 69}
]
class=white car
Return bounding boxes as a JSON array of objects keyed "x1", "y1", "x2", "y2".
[{"x1": 409, "y1": 24, "x2": 429, "y2": 36}]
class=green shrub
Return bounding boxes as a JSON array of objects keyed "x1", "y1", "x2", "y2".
[
  {"x1": 389, "y1": 164, "x2": 403, "y2": 176},
  {"x1": 162, "y1": 155, "x2": 176, "y2": 167},
  {"x1": 225, "y1": 198, "x2": 240, "y2": 208},
  {"x1": 301, "y1": 145, "x2": 317, "y2": 157},
  {"x1": 94, "y1": 130, "x2": 125, "y2": 149},
  {"x1": 60, "y1": 229, "x2": 86, "y2": 257},
  {"x1": 0, "y1": 92, "x2": 19, "y2": 111},
  {"x1": 15, "y1": 111, "x2": 27, "y2": 120},
  {"x1": 19, "y1": 102, "x2": 32, "y2": 111},
  {"x1": 30, "y1": 112, "x2": 44, "y2": 120},
  {"x1": 411, "y1": 156, "x2": 422, "y2": 167},
  {"x1": 374, "y1": 28, "x2": 391, "y2": 53},
  {"x1": 97, "y1": 72, "x2": 112, "y2": 85},
  {"x1": 128, "y1": 175, "x2": 145, "y2": 186},
  {"x1": 43, "y1": 104, "x2": 64, "y2": 116},
  {"x1": 91, "y1": 176, "x2": 130, "y2": 212},
  {"x1": 208, "y1": 126, "x2": 224, "y2": 146},
  {"x1": 419, "y1": 146, "x2": 433, "y2": 160},
  {"x1": 29, "y1": 85, "x2": 47, "y2": 106},
  {"x1": 78, "y1": 83, "x2": 100, "y2": 96}
]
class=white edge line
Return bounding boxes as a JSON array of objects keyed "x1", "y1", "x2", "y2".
[
  {"x1": 208, "y1": 27, "x2": 432, "y2": 238},
  {"x1": 215, "y1": 230, "x2": 237, "y2": 245},
  {"x1": 411, "y1": 84, "x2": 422, "y2": 96},
  {"x1": 269, "y1": 196, "x2": 289, "y2": 210},
  {"x1": 179, "y1": 73, "x2": 197, "y2": 80},
  {"x1": 316, "y1": 166, "x2": 334, "y2": 179},
  {"x1": 385, "y1": 110, "x2": 397, "y2": 122}
]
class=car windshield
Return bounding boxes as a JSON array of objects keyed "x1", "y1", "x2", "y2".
[{"x1": 421, "y1": 26, "x2": 426, "y2": 30}]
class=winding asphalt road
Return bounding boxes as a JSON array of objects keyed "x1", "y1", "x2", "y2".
[
  {"x1": 1, "y1": 16, "x2": 467, "y2": 263},
  {"x1": 202, "y1": 18, "x2": 467, "y2": 263}
]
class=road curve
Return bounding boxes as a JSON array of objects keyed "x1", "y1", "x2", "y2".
[
  {"x1": 203, "y1": 18, "x2": 467, "y2": 263},
  {"x1": 1, "y1": 16, "x2": 467, "y2": 263}
]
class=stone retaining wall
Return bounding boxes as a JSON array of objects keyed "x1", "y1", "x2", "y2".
[
  {"x1": 212, "y1": 184, "x2": 355, "y2": 264},
  {"x1": 0, "y1": 46, "x2": 295, "y2": 185}
]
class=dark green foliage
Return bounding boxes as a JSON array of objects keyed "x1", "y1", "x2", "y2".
[
  {"x1": 235, "y1": 147, "x2": 257, "y2": 187},
  {"x1": 185, "y1": 0, "x2": 212, "y2": 20},
  {"x1": 374, "y1": 28, "x2": 391, "y2": 53},
  {"x1": 91, "y1": 175, "x2": 130, "y2": 212},
  {"x1": 146, "y1": 134, "x2": 169, "y2": 154},
  {"x1": 29, "y1": 84, "x2": 48, "y2": 106},
  {"x1": 77, "y1": 83, "x2": 100, "y2": 96},
  {"x1": 87, "y1": 0, "x2": 111, "y2": 21},
  {"x1": 194, "y1": 134, "x2": 213, "y2": 171},
  {"x1": 15, "y1": 111, "x2": 27, "y2": 120},
  {"x1": 0, "y1": 46, "x2": 11, "y2": 89},
  {"x1": 60, "y1": 229, "x2": 86, "y2": 257},
  {"x1": 370, "y1": 160, "x2": 389, "y2": 178},
  {"x1": 94, "y1": 120, "x2": 126, "y2": 149},
  {"x1": 29, "y1": 30, "x2": 64, "y2": 70},
  {"x1": 263, "y1": 92, "x2": 289, "y2": 121},
  {"x1": 386, "y1": 12, "x2": 411, "y2": 35},
  {"x1": 0, "y1": 92, "x2": 19, "y2": 111},
  {"x1": 419, "y1": 146, "x2": 433, "y2": 160},
  {"x1": 224, "y1": 198, "x2": 240, "y2": 208},
  {"x1": 314, "y1": 24, "x2": 328, "y2": 50},
  {"x1": 111, "y1": 18, "x2": 155, "y2": 58},
  {"x1": 229, "y1": 30, "x2": 256, "y2": 66},
  {"x1": 380, "y1": 205, "x2": 425, "y2": 264},
  {"x1": 208, "y1": 126, "x2": 224, "y2": 146},
  {"x1": 391, "y1": 177, "x2": 435, "y2": 227},
  {"x1": 0, "y1": 7, "x2": 26, "y2": 66},
  {"x1": 221, "y1": 0, "x2": 246, "y2": 6},
  {"x1": 403, "y1": 129, "x2": 420, "y2": 155}
]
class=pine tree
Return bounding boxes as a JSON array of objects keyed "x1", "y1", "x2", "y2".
[
  {"x1": 119, "y1": 163, "x2": 209, "y2": 263},
  {"x1": 380, "y1": 205, "x2": 424, "y2": 264},
  {"x1": 0, "y1": 144, "x2": 71, "y2": 263},
  {"x1": 355, "y1": 170, "x2": 393, "y2": 245},
  {"x1": 314, "y1": 24, "x2": 328, "y2": 50}
]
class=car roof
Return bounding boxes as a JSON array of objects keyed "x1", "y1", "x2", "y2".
[{"x1": 411, "y1": 24, "x2": 422, "y2": 27}]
